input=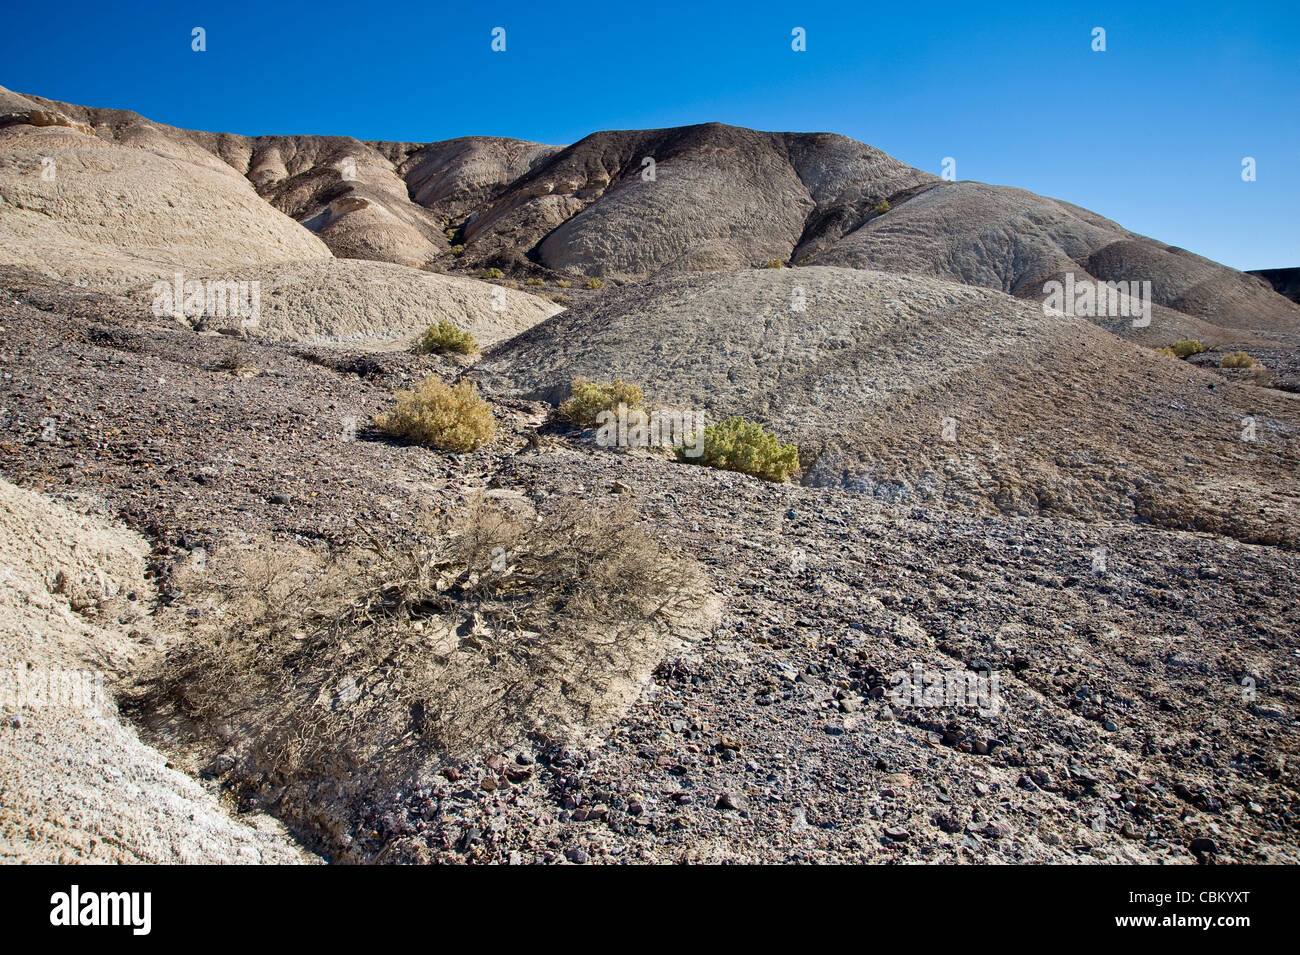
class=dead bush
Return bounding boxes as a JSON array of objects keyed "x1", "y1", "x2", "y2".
[{"x1": 136, "y1": 496, "x2": 714, "y2": 838}]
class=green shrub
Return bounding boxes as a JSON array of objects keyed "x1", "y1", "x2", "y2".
[
  {"x1": 765, "y1": 260, "x2": 785, "y2": 269},
  {"x1": 375, "y1": 377, "x2": 496, "y2": 451},
  {"x1": 558, "y1": 377, "x2": 644, "y2": 425},
  {"x1": 449, "y1": 244, "x2": 465, "y2": 255},
  {"x1": 550, "y1": 294, "x2": 571, "y2": 305},
  {"x1": 554, "y1": 279, "x2": 572, "y2": 289},
  {"x1": 524, "y1": 277, "x2": 545, "y2": 287},
  {"x1": 678, "y1": 417, "x2": 799, "y2": 482},
  {"x1": 416, "y1": 320, "x2": 478, "y2": 355},
  {"x1": 873, "y1": 199, "x2": 892, "y2": 215},
  {"x1": 1220, "y1": 350, "x2": 1259, "y2": 369},
  {"x1": 480, "y1": 267, "x2": 504, "y2": 280},
  {"x1": 1168, "y1": 339, "x2": 1207, "y2": 358},
  {"x1": 583, "y1": 277, "x2": 604, "y2": 290}
]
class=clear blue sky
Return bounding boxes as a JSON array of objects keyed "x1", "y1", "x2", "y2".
[{"x1": 3, "y1": 1, "x2": 1296, "y2": 269}]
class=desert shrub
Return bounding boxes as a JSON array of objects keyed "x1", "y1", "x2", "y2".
[
  {"x1": 1168, "y1": 339, "x2": 1207, "y2": 358},
  {"x1": 415, "y1": 320, "x2": 477, "y2": 355},
  {"x1": 480, "y1": 267, "x2": 504, "y2": 280},
  {"x1": 214, "y1": 345, "x2": 253, "y2": 373},
  {"x1": 1220, "y1": 350, "x2": 1260, "y2": 368},
  {"x1": 374, "y1": 376, "x2": 496, "y2": 451},
  {"x1": 449, "y1": 244, "x2": 465, "y2": 255},
  {"x1": 678, "y1": 416, "x2": 799, "y2": 482},
  {"x1": 138, "y1": 496, "x2": 712, "y2": 833},
  {"x1": 558, "y1": 377, "x2": 644, "y2": 425},
  {"x1": 550, "y1": 294, "x2": 571, "y2": 305},
  {"x1": 444, "y1": 227, "x2": 457, "y2": 241},
  {"x1": 1155, "y1": 347, "x2": 1178, "y2": 357},
  {"x1": 524, "y1": 277, "x2": 545, "y2": 287},
  {"x1": 554, "y1": 279, "x2": 572, "y2": 289},
  {"x1": 874, "y1": 199, "x2": 892, "y2": 214},
  {"x1": 583, "y1": 277, "x2": 604, "y2": 290},
  {"x1": 765, "y1": 260, "x2": 785, "y2": 269}
]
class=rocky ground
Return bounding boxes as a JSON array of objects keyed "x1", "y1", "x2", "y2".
[{"x1": 2, "y1": 276, "x2": 1297, "y2": 864}]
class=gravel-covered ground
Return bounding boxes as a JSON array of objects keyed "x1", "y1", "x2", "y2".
[{"x1": 2, "y1": 278, "x2": 1298, "y2": 864}]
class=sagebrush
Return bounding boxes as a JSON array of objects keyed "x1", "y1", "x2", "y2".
[
  {"x1": 558, "y1": 377, "x2": 644, "y2": 425},
  {"x1": 1167, "y1": 339, "x2": 1207, "y2": 358},
  {"x1": 678, "y1": 416, "x2": 800, "y2": 482},
  {"x1": 374, "y1": 376, "x2": 496, "y2": 451},
  {"x1": 415, "y1": 320, "x2": 477, "y2": 355},
  {"x1": 1220, "y1": 350, "x2": 1260, "y2": 369}
]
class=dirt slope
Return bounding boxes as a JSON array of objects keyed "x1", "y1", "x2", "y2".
[
  {"x1": 476, "y1": 267, "x2": 1300, "y2": 547},
  {"x1": 0, "y1": 477, "x2": 308, "y2": 863}
]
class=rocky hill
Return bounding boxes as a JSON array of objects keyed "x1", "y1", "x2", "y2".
[
  {"x1": 476, "y1": 266, "x2": 1300, "y2": 547},
  {"x1": 0, "y1": 84, "x2": 1297, "y2": 866},
  {"x1": 1250, "y1": 268, "x2": 1300, "y2": 304},
  {"x1": 8, "y1": 84, "x2": 1296, "y2": 349}
]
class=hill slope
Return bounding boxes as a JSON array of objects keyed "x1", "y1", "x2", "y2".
[
  {"x1": 477, "y1": 267, "x2": 1300, "y2": 546},
  {"x1": 9, "y1": 85, "x2": 1295, "y2": 344}
]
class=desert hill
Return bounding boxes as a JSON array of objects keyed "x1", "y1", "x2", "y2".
[
  {"x1": 1, "y1": 83, "x2": 1297, "y2": 866},
  {"x1": 477, "y1": 266, "x2": 1300, "y2": 546},
  {"x1": 9, "y1": 85, "x2": 1296, "y2": 349}
]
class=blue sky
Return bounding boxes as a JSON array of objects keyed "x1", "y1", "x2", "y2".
[{"x1": 2, "y1": 1, "x2": 1296, "y2": 269}]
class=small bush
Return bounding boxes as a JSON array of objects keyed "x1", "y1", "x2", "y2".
[
  {"x1": 524, "y1": 277, "x2": 545, "y2": 287},
  {"x1": 1168, "y1": 339, "x2": 1207, "y2": 358},
  {"x1": 141, "y1": 495, "x2": 712, "y2": 845},
  {"x1": 765, "y1": 260, "x2": 785, "y2": 269},
  {"x1": 550, "y1": 294, "x2": 571, "y2": 305},
  {"x1": 679, "y1": 417, "x2": 799, "y2": 482},
  {"x1": 444, "y1": 227, "x2": 458, "y2": 241},
  {"x1": 554, "y1": 279, "x2": 572, "y2": 289},
  {"x1": 449, "y1": 244, "x2": 465, "y2": 255},
  {"x1": 416, "y1": 320, "x2": 477, "y2": 355},
  {"x1": 480, "y1": 267, "x2": 504, "y2": 280},
  {"x1": 375, "y1": 377, "x2": 496, "y2": 451},
  {"x1": 559, "y1": 377, "x2": 644, "y2": 425},
  {"x1": 1220, "y1": 350, "x2": 1260, "y2": 369},
  {"x1": 584, "y1": 277, "x2": 604, "y2": 290},
  {"x1": 1155, "y1": 347, "x2": 1178, "y2": 358},
  {"x1": 873, "y1": 199, "x2": 892, "y2": 215},
  {"x1": 214, "y1": 345, "x2": 253, "y2": 374}
]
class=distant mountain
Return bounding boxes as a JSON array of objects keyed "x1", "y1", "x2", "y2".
[
  {"x1": 1249, "y1": 268, "x2": 1300, "y2": 303},
  {"x1": 6, "y1": 84, "x2": 1296, "y2": 348}
]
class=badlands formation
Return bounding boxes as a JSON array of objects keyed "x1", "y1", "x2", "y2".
[{"x1": 0, "y1": 85, "x2": 1296, "y2": 863}]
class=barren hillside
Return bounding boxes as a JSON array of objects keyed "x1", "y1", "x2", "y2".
[
  {"x1": 1, "y1": 84, "x2": 1297, "y2": 866},
  {"x1": 9, "y1": 84, "x2": 1295, "y2": 345}
]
